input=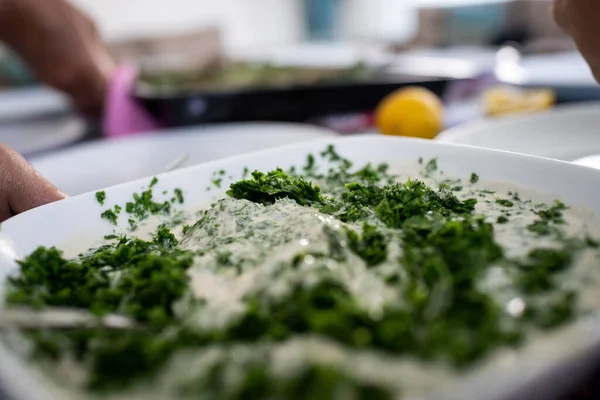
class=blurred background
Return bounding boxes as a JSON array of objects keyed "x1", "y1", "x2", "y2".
[
  {"x1": 3, "y1": 2, "x2": 600, "y2": 398},
  {"x1": 1, "y1": 0, "x2": 600, "y2": 196}
]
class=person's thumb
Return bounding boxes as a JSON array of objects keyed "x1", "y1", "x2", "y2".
[{"x1": 0, "y1": 144, "x2": 66, "y2": 222}]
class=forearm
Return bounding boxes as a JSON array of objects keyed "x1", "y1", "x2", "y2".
[
  {"x1": 554, "y1": 0, "x2": 600, "y2": 82},
  {"x1": 0, "y1": 0, "x2": 113, "y2": 115},
  {"x1": 0, "y1": 0, "x2": 14, "y2": 37}
]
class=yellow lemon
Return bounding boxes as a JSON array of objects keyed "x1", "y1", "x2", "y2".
[
  {"x1": 483, "y1": 86, "x2": 555, "y2": 117},
  {"x1": 374, "y1": 86, "x2": 443, "y2": 139}
]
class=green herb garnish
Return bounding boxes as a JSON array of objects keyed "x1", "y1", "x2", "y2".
[
  {"x1": 346, "y1": 223, "x2": 388, "y2": 267},
  {"x1": 95, "y1": 191, "x2": 106, "y2": 206},
  {"x1": 527, "y1": 201, "x2": 567, "y2": 236},
  {"x1": 228, "y1": 169, "x2": 324, "y2": 207},
  {"x1": 424, "y1": 158, "x2": 438, "y2": 176},
  {"x1": 496, "y1": 199, "x2": 514, "y2": 207},
  {"x1": 100, "y1": 205, "x2": 121, "y2": 225},
  {"x1": 174, "y1": 188, "x2": 184, "y2": 204},
  {"x1": 123, "y1": 178, "x2": 172, "y2": 223}
]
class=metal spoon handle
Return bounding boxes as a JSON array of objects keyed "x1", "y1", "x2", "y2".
[
  {"x1": 0, "y1": 308, "x2": 138, "y2": 331},
  {"x1": 164, "y1": 153, "x2": 190, "y2": 173}
]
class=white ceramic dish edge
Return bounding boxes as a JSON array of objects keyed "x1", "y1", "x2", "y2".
[
  {"x1": 2, "y1": 135, "x2": 600, "y2": 400},
  {"x1": 435, "y1": 102, "x2": 600, "y2": 161}
]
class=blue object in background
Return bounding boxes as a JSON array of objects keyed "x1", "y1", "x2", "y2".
[
  {"x1": 304, "y1": 0, "x2": 340, "y2": 41},
  {"x1": 447, "y1": 3, "x2": 509, "y2": 44},
  {"x1": 0, "y1": 48, "x2": 36, "y2": 87}
]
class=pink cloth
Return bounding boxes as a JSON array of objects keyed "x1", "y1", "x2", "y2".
[{"x1": 103, "y1": 64, "x2": 162, "y2": 138}]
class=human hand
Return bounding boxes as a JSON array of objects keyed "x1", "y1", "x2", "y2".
[
  {"x1": 0, "y1": 0, "x2": 115, "y2": 116},
  {"x1": 553, "y1": 0, "x2": 600, "y2": 82},
  {"x1": 0, "y1": 144, "x2": 66, "y2": 222}
]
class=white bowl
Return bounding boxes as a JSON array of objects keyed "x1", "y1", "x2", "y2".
[
  {"x1": 573, "y1": 154, "x2": 600, "y2": 170},
  {"x1": 436, "y1": 102, "x2": 600, "y2": 161},
  {"x1": 3, "y1": 135, "x2": 600, "y2": 400}
]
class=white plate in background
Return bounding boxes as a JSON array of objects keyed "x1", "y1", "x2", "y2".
[
  {"x1": 0, "y1": 86, "x2": 70, "y2": 121},
  {"x1": 436, "y1": 102, "x2": 600, "y2": 161},
  {"x1": 3, "y1": 135, "x2": 600, "y2": 400},
  {"x1": 0, "y1": 86, "x2": 83, "y2": 156},
  {"x1": 496, "y1": 51, "x2": 600, "y2": 102},
  {"x1": 497, "y1": 51, "x2": 595, "y2": 88},
  {"x1": 0, "y1": 114, "x2": 86, "y2": 157},
  {"x1": 30, "y1": 122, "x2": 338, "y2": 196}
]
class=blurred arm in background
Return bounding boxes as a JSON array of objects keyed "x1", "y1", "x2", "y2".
[
  {"x1": 554, "y1": 0, "x2": 600, "y2": 82},
  {"x1": 0, "y1": 0, "x2": 98, "y2": 219},
  {"x1": 0, "y1": 0, "x2": 114, "y2": 116}
]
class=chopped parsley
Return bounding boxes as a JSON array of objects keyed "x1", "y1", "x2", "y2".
[
  {"x1": 7, "y1": 227, "x2": 193, "y2": 325},
  {"x1": 97, "y1": 179, "x2": 187, "y2": 231},
  {"x1": 536, "y1": 201, "x2": 567, "y2": 224},
  {"x1": 586, "y1": 236, "x2": 599, "y2": 248},
  {"x1": 125, "y1": 188, "x2": 170, "y2": 220},
  {"x1": 424, "y1": 158, "x2": 438, "y2": 176},
  {"x1": 174, "y1": 188, "x2": 184, "y2": 204},
  {"x1": 527, "y1": 201, "x2": 567, "y2": 236},
  {"x1": 228, "y1": 169, "x2": 324, "y2": 207},
  {"x1": 345, "y1": 223, "x2": 388, "y2": 267},
  {"x1": 100, "y1": 205, "x2": 121, "y2": 225},
  {"x1": 470, "y1": 173, "x2": 479, "y2": 184},
  {"x1": 496, "y1": 199, "x2": 514, "y2": 207},
  {"x1": 95, "y1": 191, "x2": 106, "y2": 206}
]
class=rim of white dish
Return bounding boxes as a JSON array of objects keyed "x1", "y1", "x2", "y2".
[{"x1": 436, "y1": 101, "x2": 600, "y2": 144}]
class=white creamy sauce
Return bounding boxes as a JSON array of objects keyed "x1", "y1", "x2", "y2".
[
  {"x1": 180, "y1": 198, "x2": 402, "y2": 329},
  {"x1": 133, "y1": 173, "x2": 599, "y2": 399}
]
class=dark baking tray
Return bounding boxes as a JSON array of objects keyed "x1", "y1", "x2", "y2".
[{"x1": 133, "y1": 73, "x2": 458, "y2": 127}]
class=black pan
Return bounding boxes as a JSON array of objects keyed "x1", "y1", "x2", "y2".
[{"x1": 133, "y1": 68, "x2": 463, "y2": 127}]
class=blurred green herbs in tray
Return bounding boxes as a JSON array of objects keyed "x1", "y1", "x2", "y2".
[{"x1": 138, "y1": 62, "x2": 371, "y2": 93}]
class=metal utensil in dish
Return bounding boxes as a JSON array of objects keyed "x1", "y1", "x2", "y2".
[
  {"x1": 163, "y1": 152, "x2": 190, "y2": 172},
  {"x1": 0, "y1": 307, "x2": 139, "y2": 331}
]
